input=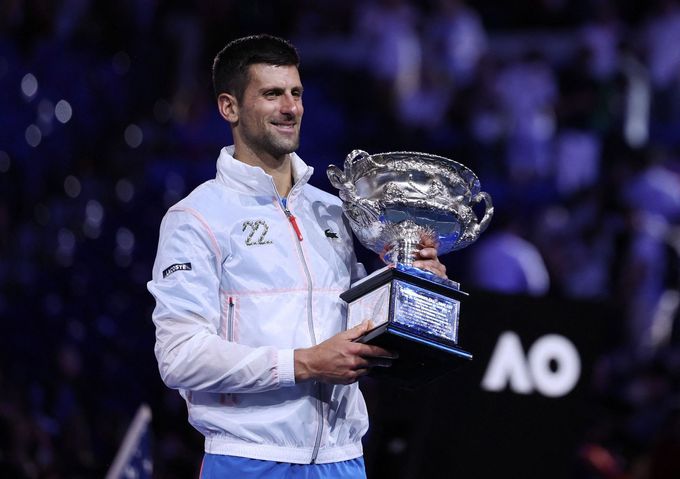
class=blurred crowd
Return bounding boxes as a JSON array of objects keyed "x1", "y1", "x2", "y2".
[{"x1": 1, "y1": 0, "x2": 680, "y2": 477}]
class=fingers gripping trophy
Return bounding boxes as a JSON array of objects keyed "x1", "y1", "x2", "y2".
[{"x1": 327, "y1": 150, "x2": 494, "y2": 387}]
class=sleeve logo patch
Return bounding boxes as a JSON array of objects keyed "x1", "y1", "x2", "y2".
[{"x1": 163, "y1": 262, "x2": 192, "y2": 278}]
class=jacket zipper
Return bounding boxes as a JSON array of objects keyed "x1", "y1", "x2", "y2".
[
  {"x1": 283, "y1": 206, "x2": 303, "y2": 241},
  {"x1": 227, "y1": 297, "x2": 234, "y2": 341},
  {"x1": 220, "y1": 297, "x2": 236, "y2": 405},
  {"x1": 277, "y1": 194, "x2": 324, "y2": 464}
]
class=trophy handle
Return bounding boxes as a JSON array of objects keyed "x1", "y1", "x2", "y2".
[
  {"x1": 327, "y1": 164, "x2": 348, "y2": 190},
  {"x1": 345, "y1": 149, "x2": 369, "y2": 170},
  {"x1": 474, "y1": 191, "x2": 494, "y2": 234},
  {"x1": 458, "y1": 191, "x2": 494, "y2": 247},
  {"x1": 327, "y1": 164, "x2": 363, "y2": 209}
]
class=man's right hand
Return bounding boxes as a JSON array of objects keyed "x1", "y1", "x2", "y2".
[{"x1": 294, "y1": 320, "x2": 397, "y2": 385}]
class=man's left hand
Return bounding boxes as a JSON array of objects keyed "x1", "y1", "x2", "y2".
[{"x1": 413, "y1": 247, "x2": 447, "y2": 279}]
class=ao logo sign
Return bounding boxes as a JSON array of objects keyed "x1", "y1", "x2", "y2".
[{"x1": 481, "y1": 332, "x2": 581, "y2": 397}]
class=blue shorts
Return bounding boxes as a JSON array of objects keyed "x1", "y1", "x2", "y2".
[{"x1": 199, "y1": 454, "x2": 367, "y2": 479}]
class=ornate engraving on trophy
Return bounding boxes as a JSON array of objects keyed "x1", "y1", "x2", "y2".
[{"x1": 328, "y1": 150, "x2": 494, "y2": 265}]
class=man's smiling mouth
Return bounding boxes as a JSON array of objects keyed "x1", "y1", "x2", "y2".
[{"x1": 272, "y1": 121, "x2": 296, "y2": 131}]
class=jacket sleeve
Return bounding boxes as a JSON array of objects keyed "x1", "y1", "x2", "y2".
[{"x1": 147, "y1": 208, "x2": 296, "y2": 394}]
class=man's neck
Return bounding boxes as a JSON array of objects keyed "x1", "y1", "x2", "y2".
[
  {"x1": 233, "y1": 145, "x2": 294, "y2": 197},
  {"x1": 269, "y1": 161, "x2": 294, "y2": 198}
]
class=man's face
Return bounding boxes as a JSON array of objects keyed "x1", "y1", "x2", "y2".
[{"x1": 235, "y1": 63, "x2": 304, "y2": 161}]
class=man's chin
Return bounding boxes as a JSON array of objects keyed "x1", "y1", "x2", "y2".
[
  {"x1": 252, "y1": 132, "x2": 300, "y2": 159},
  {"x1": 272, "y1": 140, "x2": 300, "y2": 157}
]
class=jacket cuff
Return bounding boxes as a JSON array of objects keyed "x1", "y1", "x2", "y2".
[{"x1": 277, "y1": 349, "x2": 296, "y2": 387}]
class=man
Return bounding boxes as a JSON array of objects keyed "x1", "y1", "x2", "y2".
[{"x1": 148, "y1": 34, "x2": 447, "y2": 478}]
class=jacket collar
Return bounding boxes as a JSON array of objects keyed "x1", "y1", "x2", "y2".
[{"x1": 215, "y1": 145, "x2": 314, "y2": 199}]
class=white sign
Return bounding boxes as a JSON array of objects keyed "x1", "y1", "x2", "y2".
[{"x1": 481, "y1": 331, "x2": 581, "y2": 398}]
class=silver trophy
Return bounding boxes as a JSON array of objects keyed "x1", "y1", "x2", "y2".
[{"x1": 328, "y1": 150, "x2": 493, "y2": 386}]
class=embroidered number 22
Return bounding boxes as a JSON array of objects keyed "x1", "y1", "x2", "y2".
[{"x1": 242, "y1": 220, "x2": 273, "y2": 246}]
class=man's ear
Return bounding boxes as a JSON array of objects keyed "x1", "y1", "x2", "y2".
[{"x1": 217, "y1": 93, "x2": 239, "y2": 123}]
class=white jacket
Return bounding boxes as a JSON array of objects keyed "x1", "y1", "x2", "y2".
[{"x1": 148, "y1": 146, "x2": 368, "y2": 464}]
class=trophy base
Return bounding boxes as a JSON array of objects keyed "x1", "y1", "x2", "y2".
[
  {"x1": 357, "y1": 322, "x2": 472, "y2": 389},
  {"x1": 343, "y1": 265, "x2": 473, "y2": 388}
]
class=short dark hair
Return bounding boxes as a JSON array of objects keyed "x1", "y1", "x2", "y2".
[{"x1": 212, "y1": 34, "x2": 300, "y2": 101}]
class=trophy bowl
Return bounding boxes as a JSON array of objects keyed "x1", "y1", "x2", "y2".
[
  {"x1": 327, "y1": 150, "x2": 494, "y2": 387},
  {"x1": 327, "y1": 150, "x2": 493, "y2": 265}
]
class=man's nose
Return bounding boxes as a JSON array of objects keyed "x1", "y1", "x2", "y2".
[{"x1": 280, "y1": 93, "x2": 300, "y2": 115}]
